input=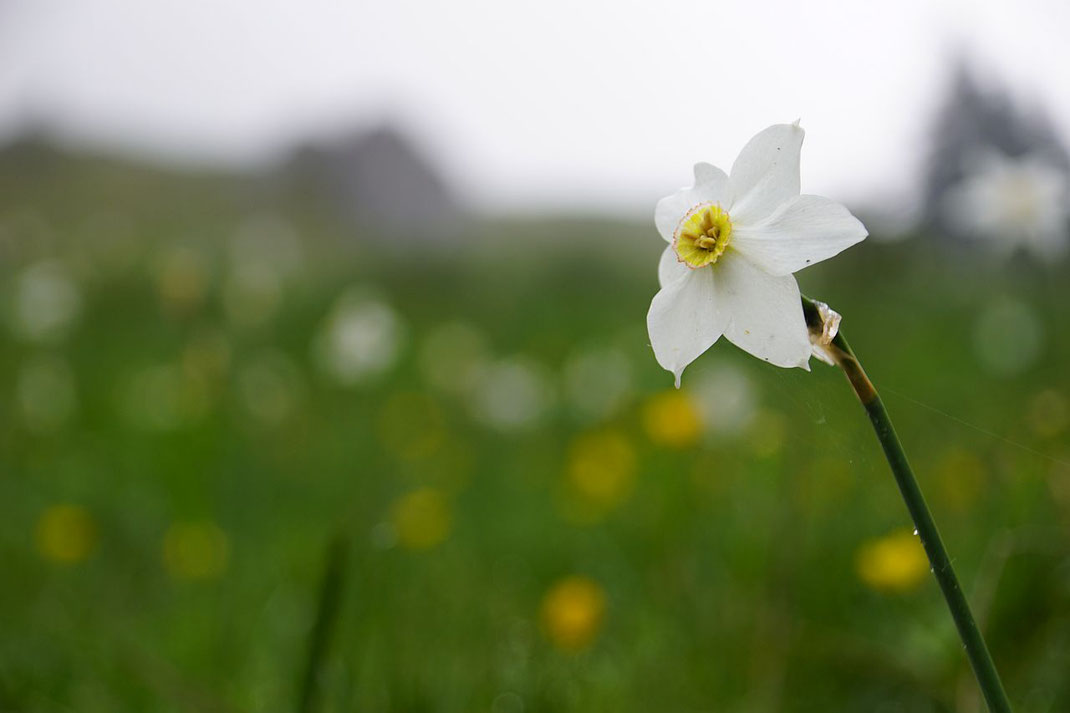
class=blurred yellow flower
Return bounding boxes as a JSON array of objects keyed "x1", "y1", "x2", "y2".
[
  {"x1": 567, "y1": 430, "x2": 637, "y2": 511},
  {"x1": 391, "y1": 488, "x2": 452, "y2": 550},
  {"x1": 182, "y1": 328, "x2": 232, "y2": 379},
  {"x1": 747, "y1": 409, "x2": 786, "y2": 458},
  {"x1": 642, "y1": 390, "x2": 702, "y2": 448},
  {"x1": 540, "y1": 575, "x2": 607, "y2": 652},
  {"x1": 1028, "y1": 389, "x2": 1067, "y2": 439},
  {"x1": 856, "y1": 529, "x2": 928, "y2": 593},
  {"x1": 163, "y1": 522, "x2": 230, "y2": 580},
  {"x1": 155, "y1": 246, "x2": 209, "y2": 316},
  {"x1": 35, "y1": 504, "x2": 97, "y2": 564}
]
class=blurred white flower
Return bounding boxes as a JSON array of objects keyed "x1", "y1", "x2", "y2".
[
  {"x1": 222, "y1": 262, "x2": 283, "y2": 327},
  {"x1": 230, "y1": 215, "x2": 304, "y2": 278},
  {"x1": 649, "y1": 123, "x2": 868, "y2": 386},
  {"x1": 562, "y1": 346, "x2": 633, "y2": 422},
  {"x1": 119, "y1": 364, "x2": 188, "y2": 431},
  {"x1": 313, "y1": 289, "x2": 403, "y2": 385},
  {"x1": 118, "y1": 358, "x2": 214, "y2": 431},
  {"x1": 973, "y1": 297, "x2": 1044, "y2": 375},
  {"x1": 689, "y1": 362, "x2": 757, "y2": 438},
  {"x1": 419, "y1": 321, "x2": 490, "y2": 395},
  {"x1": 944, "y1": 152, "x2": 1070, "y2": 260},
  {"x1": 17, "y1": 354, "x2": 77, "y2": 432},
  {"x1": 9, "y1": 261, "x2": 82, "y2": 342},
  {"x1": 471, "y1": 358, "x2": 554, "y2": 432},
  {"x1": 238, "y1": 351, "x2": 304, "y2": 426}
]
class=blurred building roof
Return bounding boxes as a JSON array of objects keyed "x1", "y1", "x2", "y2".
[{"x1": 283, "y1": 124, "x2": 463, "y2": 239}]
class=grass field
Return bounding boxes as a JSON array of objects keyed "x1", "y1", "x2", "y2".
[{"x1": 1, "y1": 158, "x2": 1069, "y2": 712}]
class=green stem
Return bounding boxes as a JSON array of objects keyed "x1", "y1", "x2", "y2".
[{"x1": 801, "y1": 296, "x2": 1012, "y2": 713}]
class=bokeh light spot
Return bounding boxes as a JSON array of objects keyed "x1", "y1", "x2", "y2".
[
  {"x1": 163, "y1": 522, "x2": 230, "y2": 580},
  {"x1": 35, "y1": 504, "x2": 97, "y2": 565},
  {"x1": 1028, "y1": 389, "x2": 1067, "y2": 439},
  {"x1": 9, "y1": 261, "x2": 82, "y2": 342},
  {"x1": 155, "y1": 246, "x2": 210, "y2": 317},
  {"x1": 973, "y1": 297, "x2": 1043, "y2": 375},
  {"x1": 562, "y1": 346, "x2": 633, "y2": 422},
  {"x1": 314, "y1": 289, "x2": 403, "y2": 386},
  {"x1": 419, "y1": 321, "x2": 489, "y2": 396},
  {"x1": 119, "y1": 364, "x2": 189, "y2": 431},
  {"x1": 230, "y1": 214, "x2": 304, "y2": 278},
  {"x1": 690, "y1": 363, "x2": 757, "y2": 438},
  {"x1": 471, "y1": 358, "x2": 553, "y2": 433},
  {"x1": 222, "y1": 262, "x2": 283, "y2": 327}
]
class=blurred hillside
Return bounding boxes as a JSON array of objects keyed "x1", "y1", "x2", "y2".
[{"x1": 0, "y1": 124, "x2": 464, "y2": 244}]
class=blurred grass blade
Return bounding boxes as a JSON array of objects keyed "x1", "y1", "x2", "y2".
[{"x1": 297, "y1": 534, "x2": 350, "y2": 713}]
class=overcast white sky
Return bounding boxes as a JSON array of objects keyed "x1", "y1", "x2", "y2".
[{"x1": 1, "y1": 0, "x2": 1069, "y2": 214}]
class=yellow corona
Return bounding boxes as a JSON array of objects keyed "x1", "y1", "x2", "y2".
[{"x1": 675, "y1": 204, "x2": 733, "y2": 268}]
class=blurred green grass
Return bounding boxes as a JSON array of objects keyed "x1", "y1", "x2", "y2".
[{"x1": 1, "y1": 161, "x2": 1069, "y2": 712}]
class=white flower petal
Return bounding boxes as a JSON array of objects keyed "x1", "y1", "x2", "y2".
[
  {"x1": 655, "y1": 162, "x2": 729, "y2": 242},
  {"x1": 717, "y1": 256, "x2": 810, "y2": 369},
  {"x1": 693, "y1": 162, "x2": 727, "y2": 185},
  {"x1": 657, "y1": 245, "x2": 689, "y2": 288},
  {"x1": 730, "y1": 195, "x2": 868, "y2": 276},
  {"x1": 647, "y1": 268, "x2": 727, "y2": 387},
  {"x1": 728, "y1": 123, "x2": 804, "y2": 224}
]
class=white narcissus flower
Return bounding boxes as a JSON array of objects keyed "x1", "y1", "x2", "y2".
[
  {"x1": 648, "y1": 123, "x2": 868, "y2": 386},
  {"x1": 943, "y1": 152, "x2": 1070, "y2": 261}
]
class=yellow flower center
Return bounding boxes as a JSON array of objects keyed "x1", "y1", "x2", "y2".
[{"x1": 675, "y1": 204, "x2": 733, "y2": 268}]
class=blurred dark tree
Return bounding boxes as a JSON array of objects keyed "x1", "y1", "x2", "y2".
[{"x1": 922, "y1": 59, "x2": 1070, "y2": 239}]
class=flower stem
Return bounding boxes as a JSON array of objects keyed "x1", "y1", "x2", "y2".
[{"x1": 801, "y1": 296, "x2": 1012, "y2": 713}]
